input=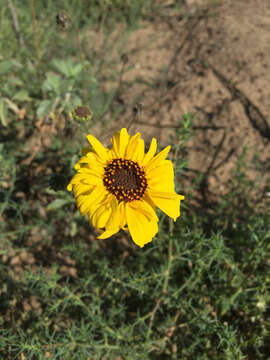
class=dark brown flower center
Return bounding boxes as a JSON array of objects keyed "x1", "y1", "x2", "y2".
[
  {"x1": 103, "y1": 158, "x2": 147, "y2": 202},
  {"x1": 74, "y1": 106, "x2": 91, "y2": 118}
]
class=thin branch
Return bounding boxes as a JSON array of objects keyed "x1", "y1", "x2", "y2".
[
  {"x1": 7, "y1": 0, "x2": 26, "y2": 48},
  {"x1": 30, "y1": 0, "x2": 41, "y2": 81}
]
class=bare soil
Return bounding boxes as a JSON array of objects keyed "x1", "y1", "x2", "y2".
[{"x1": 105, "y1": 0, "x2": 270, "y2": 204}]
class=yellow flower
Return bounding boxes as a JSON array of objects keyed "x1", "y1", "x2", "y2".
[{"x1": 67, "y1": 128, "x2": 184, "y2": 247}]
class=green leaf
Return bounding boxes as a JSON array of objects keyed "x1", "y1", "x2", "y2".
[
  {"x1": 0, "y1": 99, "x2": 7, "y2": 127},
  {"x1": 0, "y1": 61, "x2": 14, "y2": 75},
  {"x1": 70, "y1": 221, "x2": 78, "y2": 237},
  {"x1": 0, "y1": 60, "x2": 23, "y2": 75},
  {"x1": 63, "y1": 95, "x2": 81, "y2": 112},
  {"x1": 70, "y1": 63, "x2": 82, "y2": 77},
  {"x1": 13, "y1": 90, "x2": 32, "y2": 102},
  {"x1": 42, "y1": 73, "x2": 62, "y2": 94},
  {"x1": 36, "y1": 99, "x2": 55, "y2": 117},
  {"x1": 47, "y1": 198, "x2": 71, "y2": 211},
  {"x1": 53, "y1": 59, "x2": 82, "y2": 78}
]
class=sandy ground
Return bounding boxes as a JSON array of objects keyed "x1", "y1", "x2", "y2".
[{"x1": 103, "y1": 0, "x2": 270, "y2": 204}]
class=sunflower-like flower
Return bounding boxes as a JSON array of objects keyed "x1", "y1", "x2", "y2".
[{"x1": 67, "y1": 128, "x2": 184, "y2": 247}]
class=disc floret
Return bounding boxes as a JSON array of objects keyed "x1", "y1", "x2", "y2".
[{"x1": 103, "y1": 158, "x2": 147, "y2": 202}]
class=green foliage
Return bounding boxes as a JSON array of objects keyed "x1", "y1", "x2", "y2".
[
  {"x1": 1, "y1": 198, "x2": 269, "y2": 359},
  {"x1": 0, "y1": 1, "x2": 269, "y2": 359}
]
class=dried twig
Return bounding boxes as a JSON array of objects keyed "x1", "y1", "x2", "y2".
[{"x1": 7, "y1": 0, "x2": 26, "y2": 49}]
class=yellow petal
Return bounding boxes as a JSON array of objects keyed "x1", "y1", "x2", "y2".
[
  {"x1": 119, "y1": 201, "x2": 128, "y2": 230},
  {"x1": 134, "y1": 138, "x2": 145, "y2": 165},
  {"x1": 77, "y1": 166, "x2": 104, "y2": 178},
  {"x1": 75, "y1": 153, "x2": 104, "y2": 173},
  {"x1": 77, "y1": 186, "x2": 107, "y2": 216},
  {"x1": 147, "y1": 160, "x2": 175, "y2": 192},
  {"x1": 111, "y1": 128, "x2": 130, "y2": 158},
  {"x1": 87, "y1": 134, "x2": 109, "y2": 162},
  {"x1": 126, "y1": 200, "x2": 158, "y2": 247},
  {"x1": 72, "y1": 182, "x2": 95, "y2": 197},
  {"x1": 70, "y1": 171, "x2": 103, "y2": 194},
  {"x1": 148, "y1": 189, "x2": 184, "y2": 221},
  {"x1": 98, "y1": 197, "x2": 121, "y2": 239},
  {"x1": 125, "y1": 133, "x2": 142, "y2": 160},
  {"x1": 74, "y1": 155, "x2": 91, "y2": 170},
  {"x1": 90, "y1": 202, "x2": 112, "y2": 229},
  {"x1": 69, "y1": 172, "x2": 102, "y2": 188},
  {"x1": 146, "y1": 145, "x2": 171, "y2": 171},
  {"x1": 143, "y1": 192, "x2": 156, "y2": 210},
  {"x1": 141, "y1": 138, "x2": 157, "y2": 167}
]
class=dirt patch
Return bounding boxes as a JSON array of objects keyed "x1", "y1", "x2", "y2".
[{"x1": 105, "y1": 0, "x2": 270, "y2": 203}]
